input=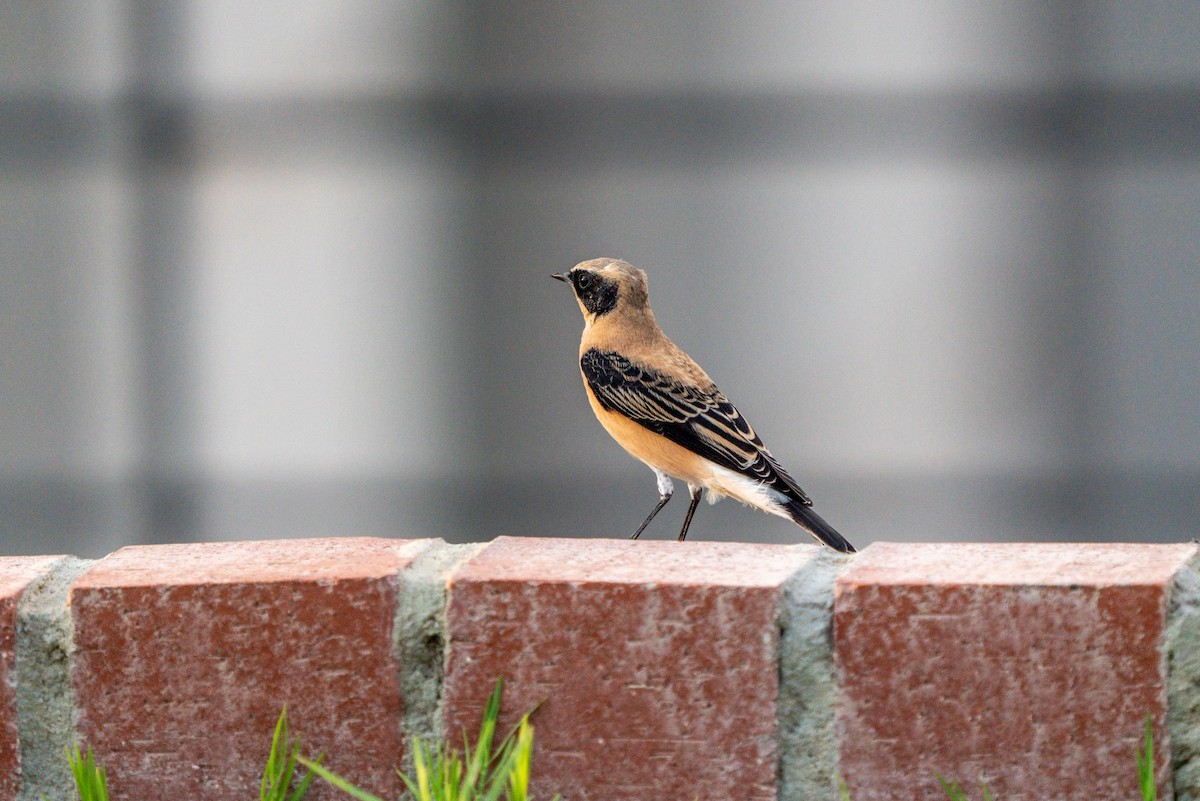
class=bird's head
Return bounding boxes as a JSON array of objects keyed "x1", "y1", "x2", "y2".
[{"x1": 552, "y1": 258, "x2": 649, "y2": 324}]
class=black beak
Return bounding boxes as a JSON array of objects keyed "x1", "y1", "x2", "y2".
[{"x1": 551, "y1": 273, "x2": 569, "y2": 283}]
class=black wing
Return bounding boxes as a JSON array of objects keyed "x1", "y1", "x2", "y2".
[{"x1": 580, "y1": 348, "x2": 813, "y2": 506}]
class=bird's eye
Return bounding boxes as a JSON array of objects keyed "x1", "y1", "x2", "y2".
[{"x1": 575, "y1": 272, "x2": 593, "y2": 291}]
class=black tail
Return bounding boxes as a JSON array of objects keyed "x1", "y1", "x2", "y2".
[{"x1": 784, "y1": 499, "x2": 856, "y2": 553}]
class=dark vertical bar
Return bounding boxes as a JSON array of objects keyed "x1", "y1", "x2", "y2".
[{"x1": 123, "y1": 1, "x2": 201, "y2": 542}]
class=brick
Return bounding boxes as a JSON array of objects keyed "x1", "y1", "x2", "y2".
[
  {"x1": 835, "y1": 542, "x2": 1199, "y2": 801},
  {"x1": 444, "y1": 536, "x2": 816, "y2": 801},
  {"x1": 70, "y1": 537, "x2": 430, "y2": 801},
  {"x1": 0, "y1": 557, "x2": 65, "y2": 801}
]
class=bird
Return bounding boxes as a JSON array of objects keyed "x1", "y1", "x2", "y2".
[{"x1": 552, "y1": 257, "x2": 855, "y2": 552}]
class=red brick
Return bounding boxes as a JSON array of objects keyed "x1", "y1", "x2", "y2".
[
  {"x1": 0, "y1": 556, "x2": 65, "y2": 801},
  {"x1": 70, "y1": 538, "x2": 429, "y2": 801},
  {"x1": 444, "y1": 536, "x2": 814, "y2": 801},
  {"x1": 835, "y1": 542, "x2": 1198, "y2": 801}
]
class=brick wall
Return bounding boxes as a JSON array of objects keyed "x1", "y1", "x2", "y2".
[{"x1": 2, "y1": 537, "x2": 1197, "y2": 801}]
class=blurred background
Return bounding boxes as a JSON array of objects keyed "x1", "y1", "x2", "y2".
[{"x1": 2, "y1": 2, "x2": 1198, "y2": 557}]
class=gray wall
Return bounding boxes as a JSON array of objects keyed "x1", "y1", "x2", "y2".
[{"x1": 2, "y1": 2, "x2": 1198, "y2": 556}]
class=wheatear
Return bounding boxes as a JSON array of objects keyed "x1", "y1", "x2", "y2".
[{"x1": 553, "y1": 257, "x2": 855, "y2": 552}]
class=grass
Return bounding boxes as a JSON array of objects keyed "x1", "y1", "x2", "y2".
[
  {"x1": 260, "y1": 705, "x2": 322, "y2": 801},
  {"x1": 934, "y1": 772, "x2": 995, "y2": 801},
  {"x1": 1137, "y1": 715, "x2": 1157, "y2": 801},
  {"x1": 46, "y1": 698, "x2": 1159, "y2": 801},
  {"x1": 299, "y1": 677, "x2": 560, "y2": 801},
  {"x1": 45, "y1": 706, "x2": 319, "y2": 801},
  {"x1": 55, "y1": 744, "x2": 108, "y2": 801}
]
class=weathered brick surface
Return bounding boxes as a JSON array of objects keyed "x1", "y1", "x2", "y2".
[
  {"x1": 835, "y1": 542, "x2": 1198, "y2": 801},
  {"x1": 0, "y1": 557, "x2": 64, "y2": 801},
  {"x1": 444, "y1": 536, "x2": 815, "y2": 801},
  {"x1": 70, "y1": 537, "x2": 428, "y2": 801}
]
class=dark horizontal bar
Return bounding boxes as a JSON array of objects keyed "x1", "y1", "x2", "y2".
[{"x1": 1, "y1": 86, "x2": 1197, "y2": 172}]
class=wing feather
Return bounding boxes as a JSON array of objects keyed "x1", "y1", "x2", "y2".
[{"x1": 580, "y1": 348, "x2": 813, "y2": 506}]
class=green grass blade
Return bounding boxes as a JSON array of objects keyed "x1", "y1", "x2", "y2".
[
  {"x1": 390, "y1": 676, "x2": 559, "y2": 801},
  {"x1": 1138, "y1": 715, "x2": 1156, "y2": 801},
  {"x1": 260, "y1": 706, "x2": 320, "y2": 801},
  {"x1": 410, "y1": 738, "x2": 432, "y2": 800},
  {"x1": 505, "y1": 720, "x2": 534, "y2": 801},
  {"x1": 932, "y1": 771, "x2": 995, "y2": 801},
  {"x1": 66, "y1": 744, "x2": 108, "y2": 801},
  {"x1": 262, "y1": 706, "x2": 289, "y2": 800},
  {"x1": 273, "y1": 744, "x2": 300, "y2": 801},
  {"x1": 462, "y1": 677, "x2": 504, "y2": 794},
  {"x1": 934, "y1": 772, "x2": 969, "y2": 801},
  {"x1": 288, "y1": 766, "x2": 320, "y2": 801},
  {"x1": 397, "y1": 770, "x2": 421, "y2": 798},
  {"x1": 287, "y1": 751, "x2": 323, "y2": 801},
  {"x1": 297, "y1": 756, "x2": 388, "y2": 801},
  {"x1": 837, "y1": 776, "x2": 852, "y2": 801}
]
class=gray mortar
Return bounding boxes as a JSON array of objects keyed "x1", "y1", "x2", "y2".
[
  {"x1": 14, "y1": 556, "x2": 94, "y2": 801},
  {"x1": 1167, "y1": 550, "x2": 1200, "y2": 801},
  {"x1": 777, "y1": 548, "x2": 853, "y2": 801},
  {"x1": 394, "y1": 541, "x2": 488, "y2": 774}
]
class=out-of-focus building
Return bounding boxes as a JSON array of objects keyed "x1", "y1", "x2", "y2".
[{"x1": 2, "y1": 3, "x2": 1198, "y2": 555}]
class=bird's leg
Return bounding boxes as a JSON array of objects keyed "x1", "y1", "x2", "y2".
[
  {"x1": 677, "y1": 484, "x2": 703, "y2": 541},
  {"x1": 631, "y1": 470, "x2": 674, "y2": 539},
  {"x1": 631, "y1": 494, "x2": 671, "y2": 540}
]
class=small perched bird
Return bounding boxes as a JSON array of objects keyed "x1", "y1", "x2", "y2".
[{"x1": 553, "y1": 257, "x2": 855, "y2": 552}]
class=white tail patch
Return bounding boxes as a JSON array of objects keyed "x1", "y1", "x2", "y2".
[{"x1": 701, "y1": 463, "x2": 792, "y2": 520}]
